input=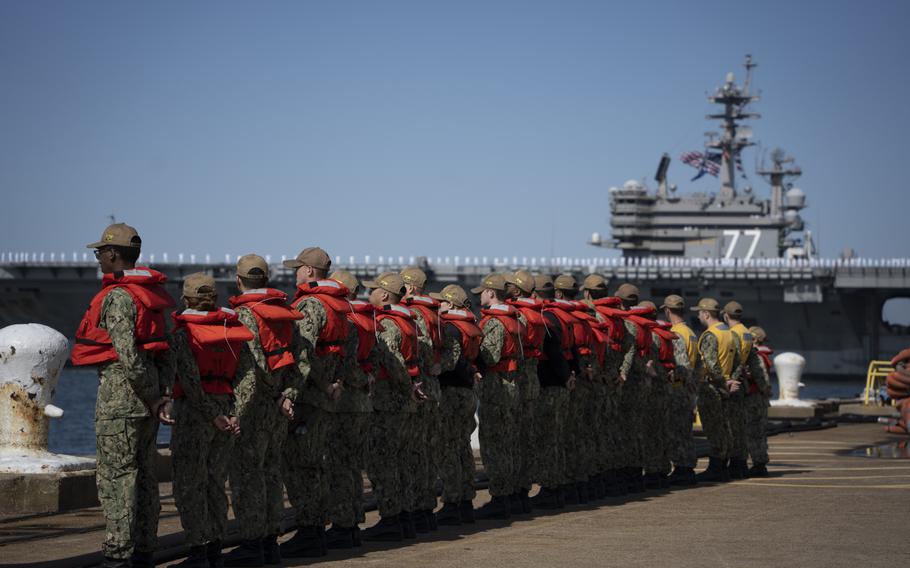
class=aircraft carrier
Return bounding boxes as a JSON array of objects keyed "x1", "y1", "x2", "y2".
[{"x1": 1, "y1": 56, "x2": 908, "y2": 377}]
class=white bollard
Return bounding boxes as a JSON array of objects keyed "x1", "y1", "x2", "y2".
[
  {"x1": 771, "y1": 352, "x2": 811, "y2": 407},
  {"x1": 0, "y1": 324, "x2": 95, "y2": 473}
]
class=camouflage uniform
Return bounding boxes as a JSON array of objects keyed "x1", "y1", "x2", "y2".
[
  {"x1": 643, "y1": 331, "x2": 672, "y2": 476},
  {"x1": 409, "y1": 309, "x2": 442, "y2": 514},
  {"x1": 667, "y1": 335, "x2": 697, "y2": 469},
  {"x1": 437, "y1": 326, "x2": 477, "y2": 504},
  {"x1": 170, "y1": 327, "x2": 240, "y2": 547},
  {"x1": 745, "y1": 352, "x2": 772, "y2": 465},
  {"x1": 696, "y1": 332, "x2": 742, "y2": 460},
  {"x1": 229, "y1": 307, "x2": 298, "y2": 542},
  {"x1": 476, "y1": 316, "x2": 519, "y2": 497},
  {"x1": 533, "y1": 311, "x2": 573, "y2": 491},
  {"x1": 93, "y1": 289, "x2": 168, "y2": 560},
  {"x1": 367, "y1": 318, "x2": 416, "y2": 518},
  {"x1": 514, "y1": 312, "x2": 541, "y2": 493},
  {"x1": 564, "y1": 355, "x2": 596, "y2": 487},
  {"x1": 619, "y1": 319, "x2": 650, "y2": 470},
  {"x1": 598, "y1": 346, "x2": 624, "y2": 477},
  {"x1": 726, "y1": 337, "x2": 749, "y2": 463},
  {"x1": 325, "y1": 325, "x2": 373, "y2": 528}
]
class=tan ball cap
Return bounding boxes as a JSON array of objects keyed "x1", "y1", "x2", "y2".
[
  {"x1": 691, "y1": 298, "x2": 721, "y2": 312},
  {"x1": 183, "y1": 272, "x2": 217, "y2": 298},
  {"x1": 582, "y1": 274, "x2": 608, "y2": 291},
  {"x1": 554, "y1": 274, "x2": 578, "y2": 291},
  {"x1": 400, "y1": 266, "x2": 428, "y2": 288},
  {"x1": 533, "y1": 274, "x2": 555, "y2": 292},
  {"x1": 470, "y1": 273, "x2": 507, "y2": 294},
  {"x1": 330, "y1": 270, "x2": 359, "y2": 293},
  {"x1": 429, "y1": 284, "x2": 470, "y2": 308},
  {"x1": 749, "y1": 326, "x2": 767, "y2": 343},
  {"x1": 660, "y1": 294, "x2": 685, "y2": 310},
  {"x1": 86, "y1": 223, "x2": 141, "y2": 249},
  {"x1": 237, "y1": 254, "x2": 269, "y2": 278},
  {"x1": 363, "y1": 271, "x2": 406, "y2": 296},
  {"x1": 615, "y1": 283, "x2": 640, "y2": 302},
  {"x1": 505, "y1": 270, "x2": 535, "y2": 294},
  {"x1": 283, "y1": 247, "x2": 331, "y2": 270},
  {"x1": 723, "y1": 301, "x2": 744, "y2": 318}
]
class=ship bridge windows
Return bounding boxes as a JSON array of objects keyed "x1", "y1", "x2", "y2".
[{"x1": 882, "y1": 297, "x2": 910, "y2": 333}]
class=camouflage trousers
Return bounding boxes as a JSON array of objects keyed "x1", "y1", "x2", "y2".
[
  {"x1": 598, "y1": 380, "x2": 623, "y2": 473},
  {"x1": 366, "y1": 410, "x2": 409, "y2": 518},
  {"x1": 438, "y1": 386, "x2": 477, "y2": 504},
  {"x1": 409, "y1": 379, "x2": 442, "y2": 512},
  {"x1": 745, "y1": 393, "x2": 770, "y2": 465},
  {"x1": 475, "y1": 372, "x2": 519, "y2": 497},
  {"x1": 229, "y1": 397, "x2": 288, "y2": 540},
  {"x1": 726, "y1": 390, "x2": 748, "y2": 460},
  {"x1": 644, "y1": 379, "x2": 672, "y2": 474},
  {"x1": 667, "y1": 383, "x2": 698, "y2": 468},
  {"x1": 326, "y1": 412, "x2": 370, "y2": 527},
  {"x1": 171, "y1": 397, "x2": 234, "y2": 546},
  {"x1": 563, "y1": 379, "x2": 596, "y2": 483},
  {"x1": 534, "y1": 386, "x2": 570, "y2": 488},
  {"x1": 517, "y1": 361, "x2": 540, "y2": 491},
  {"x1": 618, "y1": 376, "x2": 650, "y2": 468},
  {"x1": 697, "y1": 382, "x2": 732, "y2": 459},
  {"x1": 95, "y1": 416, "x2": 160, "y2": 560},
  {"x1": 283, "y1": 404, "x2": 330, "y2": 527}
]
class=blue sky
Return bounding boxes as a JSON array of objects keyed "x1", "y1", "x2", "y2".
[{"x1": 1, "y1": 0, "x2": 908, "y2": 261}]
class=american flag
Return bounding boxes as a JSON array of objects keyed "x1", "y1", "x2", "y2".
[{"x1": 680, "y1": 151, "x2": 721, "y2": 176}]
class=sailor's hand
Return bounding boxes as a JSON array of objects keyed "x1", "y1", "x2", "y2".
[
  {"x1": 411, "y1": 382, "x2": 428, "y2": 403},
  {"x1": 155, "y1": 398, "x2": 175, "y2": 425},
  {"x1": 619, "y1": 371, "x2": 628, "y2": 383},
  {"x1": 567, "y1": 371, "x2": 577, "y2": 391},
  {"x1": 277, "y1": 396, "x2": 295, "y2": 420},
  {"x1": 214, "y1": 415, "x2": 233, "y2": 433},
  {"x1": 473, "y1": 372, "x2": 483, "y2": 384},
  {"x1": 726, "y1": 379, "x2": 741, "y2": 393},
  {"x1": 227, "y1": 416, "x2": 241, "y2": 436},
  {"x1": 326, "y1": 381, "x2": 343, "y2": 401}
]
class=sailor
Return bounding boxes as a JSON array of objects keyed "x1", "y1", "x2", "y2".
[
  {"x1": 400, "y1": 266, "x2": 444, "y2": 532},
  {"x1": 583, "y1": 274, "x2": 630, "y2": 496},
  {"x1": 504, "y1": 270, "x2": 545, "y2": 513},
  {"x1": 692, "y1": 298, "x2": 742, "y2": 482},
  {"x1": 661, "y1": 295, "x2": 700, "y2": 486},
  {"x1": 471, "y1": 273, "x2": 523, "y2": 520},
  {"x1": 280, "y1": 247, "x2": 349, "y2": 558},
  {"x1": 322, "y1": 270, "x2": 375, "y2": 549},
  {"x1": 615, "y1": 283, "x2": 649, "y2": 493},
  {"x1": 430, "y1": 284, "x2": 483, "y2": 525},
  {"x1": 224, "y1": 255, "x2": 302, "y2": 566},
  {"x1": 746, "y1": 325, "x2": 773, "y2": 477},
  {"x1": 723, "y1": 301, "x2": 766, "y2": 479},
  {"x1": 168, "y1": 273, "x2": 252, "y2": 568},
  {"x1": 71, "y1": 223, "x2": 175, "y2": 568},
  {"x1": 361, "y1": 272, "x2": 424, "y2": 542},
  {"x1": 528, "y1": 274, "x2": 574, "y2": 509}
]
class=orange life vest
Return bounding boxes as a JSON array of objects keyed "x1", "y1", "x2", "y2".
[
  {"x1": 171, "y1": 308, "x2": 254, "y2": 398},
  {"x1": 592, "y1": 297, "x2": 626, "y2": 352},
  {"x1": 652, "y1": 322, "x2": 679, "y2": 370},
  {"x1": 752, "y1": 345, "x2": 774, "y2": 394},
  {"x1": 71, "y1": 268, "x2": 175, "y2": 366},
  {"x1": 508, "y1": 297, "x2": 547, "y2": 359},
  {"x1": 479, "y1": 304, "x2": 522, "y2": 373},
  {"x1": 573, "y1": 308, "x2": 608, "y2": 366},
  {"x1": 228, "y1": 288, "x2": 303, "y2": 372},
  {"x1": 440, "y1": 308, "x2": 483, "y2": 362},
  {"x1": 375, "y1": 304, "x2": 420, "y2": 378},
  {"x1": 622, "y1": 307, "x2": 655, "y2": 358},
  {"x1": 542, "y1": 300, "x2": 579, "y2": 360},
  {"x1": 347, "y1": 300, "x2": 378, "y2": 374},
  {"x1": 290, "y1": 279, "x2": 350, "y2": 358},
  {"x1": 403, "y1": 295, "x2": 442, "y2": 363}
]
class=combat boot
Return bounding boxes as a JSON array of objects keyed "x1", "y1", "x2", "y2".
[
  {"x1": 325, "y1": 525, "x2": 360, "y2": 549},
  {"x1": 222, "y1": 539, "x2": 263, "y2": 567},
  {"x1": 435, "y1": 502, "x2": 462, "y2": 526},
  {"x1": 749, "y1": 462, "x2": 770, "y2": 477},
  {"x1": 474, "y1": 495, "x2": 511, "y2": 521},
  {"x1": 643, "y1": 472, "x2": 661, "y2": 490},
  {"x1": 261, "y1": 535, "x2": 281, "y2": 565},
  {"x1": 361, "y1": 516, "x2": 404, "y2": 542},
  {"x1": 207, "y1": 540, "x2": 224, "y2": 568},
  {"x1": 411, "y1": 509, "x2": 431, "y2": 534},
  {"x1": 509, "y1": 493, "x2": 525, "y2": 515},
  {"x1": 131, "y1": 550, "x2": 156, "y2": 568},
  {"x1": 562, "y1": 483, "x2": 580, "y2": 504},
  {"x1": 169, "y1": 545, "x2": 208, "y2": 568},
  {"x1": 459, "y1": 500, "x2": 476, "y2": 523},
  {"x1": 424, "y1": 509, "x2": 438, "y2": 531},
  {"x1": 605, "y1": 469, "x2": 626, "y2": 497},
  {"x1": 519, "y1": 488, "x2": 533, "y2": 513},
  {"x1": 628, "y1": 468, "x2": 645, "y2": 493},
  {"x1": 279, "y1": 526, "x2": 326, "y2": 558},
  {"x1": 670, "y1": 467, "x2": 697, "y2": 486},
  {"x1": 102, "y1": 558, "x2": 131, "y2": 568},
  {"x1": 696, "y1": 457, "x2": 726, "y2": 482},
  {"x1": 658, "y1": 471, "x2": 672, "y2": 489},
  {"x1": 399, "y1": 511, "x2": 417, "y2": 539},
  {"x1": 728, "y1": 458, "x2": 749, "y2": 480},
  {"x1": 530, "y1": 486, "x2": 563, "y2": 510}
]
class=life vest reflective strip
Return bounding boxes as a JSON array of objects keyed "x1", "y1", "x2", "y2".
[
  {"x1": 440, "y1": 309, "x2": 483, "y2": 362},
  {"x1": 171, "y1": 308, "x2": 254, "y2": 398},
  {"x1": 592, "y1": 298, "x2": 626, "y2": 352},
  {"x1": 700, "y1": 322, "x2": 736, "y2": 378},
  {"x1": 404, "y1": 296, "x2": 443, "y2": 364},
  {"x1": 290, "y1": 279, "x2": 350, "y2": 358},
  {"x1": 71, "y1": 267, "x2": 175, "y2": 366},
  {"x1": 375, "y1": 304, "x2": 420, "y2": 378},
  {"x1": 346, "y1": 300, "x2": 378, "y2": 373},
  {"x1": 730, "y1": 322, "x2": 754, "y2": 363},
  {"x1": 542, "y1": 301, "x2": 578, "y2": 359},
  {"x1": 507, "y1": 297, "x2": 546, "y2": 359},
  {"x1": 652, "y1": 324, "x2": 678, "y2": 370},
  {"x1": 479, "y1": 304, "x2": 522, "y2": 373},
  {"x1": 671, "y1": 322, "x2": 700, "y2": 368},
  {"x1": 229, "y1": 288, "x2": 302, "y2": 372}
]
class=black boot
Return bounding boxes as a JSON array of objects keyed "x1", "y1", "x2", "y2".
[
  {"x1": 519, "y1": 489, "x2": 533, "y2": 513},
  {"x1": 279, "y1": 526, "x2": 326, "y2": 558},
  {"x1": 530, "y1": 486, "x2": 562, "y2": 510},
  {"x1": 475, "y1": 495, "x2": 511, "y2": 521},
  {"x1": 562, "y1": 483, "x2": 580, "y2": 504},
  {"x1": 606, "y1": 470, "x2": 626, "y2": 497},
  {"x1": 509, "y1": 493, "x2": 524, "y2": 515},
  {"x1": 325, "y1": 525, "x2": 360, "y2": 549},
  {"x1": 749, "y1": 462, "x2": 770, "y2": 477},
  {"x1": 459, "y1": 500, "x2": 476, "y2": 523},
  {"x1": 435, "y1": 502, "x2": 462, "y2": 526},
  {"x1": 169, "y1": 545, "x2": 208, "y2": 568},
  {"x1": 131, "y1": 550, "x2": 155, "y2": 568},
  {"x1": 361, "y1": 516, "x2": 404, "y2": 542},
  {"x1": 728, "y1": 458, "x2": 745, "y2": 480},
  {"x1": 207, "y1": 541, "x2": 224, "y2": 568},
  {"x1": 261, "y1": 535, "x2": 280, "y2": 565},
  {"x1": 670, "y1": 467, "x2": 697, "y2": 486},
  {"x1": 222, "y1": 540, "x2": 262, "y2": 567},
  {"x1": 424, "y1": 509, "x2": 438, "y2": 531},
  {"x1": 696, "y1": 457, "x2": 726, "y2": 482},
  {"x1": 576, "y1": 481, "x2": 590, "y2": 504},
  {"x1": 102, "y1": 558, "x2": 131, "y2": 568},
  {"x1": 628, "y1": 468, "x2": 645, "y2": 493},
  {"x1": 411, "y1": 509, "x2": 430, "y2": 534},
  {"x1": 399, "y1": 511, "x2": 417, "y2": 539},
  {"x1": 643, "y1": 472, "x2": 661, "y2": 490}
]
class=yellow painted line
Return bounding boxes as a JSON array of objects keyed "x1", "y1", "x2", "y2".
[{"x1": 735, "y1": 481, "x2": 910, "y2": 489}]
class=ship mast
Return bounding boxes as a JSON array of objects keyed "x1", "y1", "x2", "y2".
[{"x1": 706, "y1": 54, "x2": 760, "y2": 203}]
